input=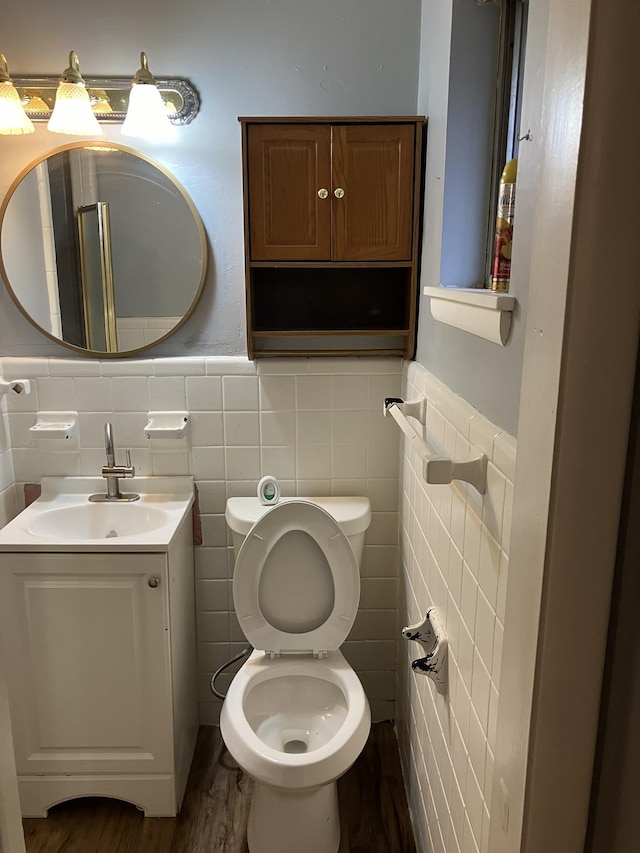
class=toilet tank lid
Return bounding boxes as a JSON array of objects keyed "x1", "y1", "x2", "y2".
[{"x1": 226, "y1": 496, "x2": 371, "y2": 537}]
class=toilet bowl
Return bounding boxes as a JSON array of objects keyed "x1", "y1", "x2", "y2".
[{"x1": 221, "y1": 497, "x2": 371, "y2": 853}]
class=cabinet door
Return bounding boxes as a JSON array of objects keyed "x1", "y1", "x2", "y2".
[
  {"x1": 247, "y1": 124, "x2": 332, "y2": 260},
  {"x1": 331, "y1": 124, "x2": 416, "y2": 261},
  {"x1": 0, "y1": 553, "x2": 173, "y2": 776}
]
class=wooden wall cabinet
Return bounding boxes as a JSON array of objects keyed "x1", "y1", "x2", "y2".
[{"x1": 240, "y1": 116, "x2": 425, "y2": 358}]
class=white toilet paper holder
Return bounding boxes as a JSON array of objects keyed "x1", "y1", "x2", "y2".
[{"x1": 402, "y1": 608, "x2": 448, "y2": 694}]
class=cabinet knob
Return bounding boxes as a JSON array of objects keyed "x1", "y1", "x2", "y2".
[
  {"x1": 148, "y1": 577, "x2": 160, "y2": 589},
  {"x1": 317, "y1": 188, "x2": 329, "y2": 199},
  {"x1": 333, "y1": 187, "x2": 345, "y2": 199}
]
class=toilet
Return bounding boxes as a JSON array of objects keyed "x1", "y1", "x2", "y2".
[{"x1": 221, "y1": 496, "x2": 372, "y2": 853}]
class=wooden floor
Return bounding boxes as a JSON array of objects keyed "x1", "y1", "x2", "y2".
[{"x1": 22, "y1": 722, "x2": 416, "y2": 853}]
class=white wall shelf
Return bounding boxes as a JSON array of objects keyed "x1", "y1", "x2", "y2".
[{"x1": 424, "y1": 286, "x2": 516, "y2": 346}]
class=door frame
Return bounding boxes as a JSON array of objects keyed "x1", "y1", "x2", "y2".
[{"x1": 489, "y1": 0, "x2": 640, "y2": 850}]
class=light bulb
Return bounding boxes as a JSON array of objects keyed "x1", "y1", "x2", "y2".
[
  {"x1": 47, "y1": 52, "x2": 103, "y2": 136},
  {"x1": 121, "y1": 52, "x2": 173, "y2": 139},
  {"x1": 0, "y1": 55, "x2": 34, "y2": 135}
]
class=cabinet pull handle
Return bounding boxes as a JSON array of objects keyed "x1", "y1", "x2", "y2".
[
  {"x1": 148, "y1": 577, "x2": 160, "y2": 588},
  {"x1": 317, "y1": 188, "x2": 329, "y2": 199},
  {"x1": 333, "y1": 187, "x2": 345, "y2": 199}
]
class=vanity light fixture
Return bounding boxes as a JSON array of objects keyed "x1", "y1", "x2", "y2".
[
  {"x1": 22, "y1": 91, "x2": 50, "y2": 113},
  {"x1": 0, "y1": 54, "x2": 34, "y2": 135},
  {"x1": 90, "y1": 90, "x2": 113, "y2": 113},
  {"x1": 3, "y1": 55, "x2": 199, "y2": 132},
  {"x1": 121, "y1": 52, "x2": 172, "y2": 139},
  {"x1": 47, "y1": 52, "x2": 103, "y2": 136}
]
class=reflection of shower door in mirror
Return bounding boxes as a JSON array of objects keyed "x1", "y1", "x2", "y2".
[
  {"x1": 48, "y1": 155, "x2": 85, "y2": 348},
  {"x1": 0, "y1": 143, "x2": 207, "y2": 356},
  {"x1": 77, "y1": 203, "x2": 118, "y2": 353}
]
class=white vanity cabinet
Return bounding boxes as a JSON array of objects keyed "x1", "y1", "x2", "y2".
[{"x1": 0, "y1": 481, "x2": 198, "y2": 819}]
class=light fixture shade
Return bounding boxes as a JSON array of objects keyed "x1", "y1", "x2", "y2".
[
  {"x1": 122, "y1": 84, "x2": 173, "y2": 138},
  {"x1": 0, "y1": 81, "x2": 35, "y2": 134},
  {"x1": 0, "y1": 55, "x2": 35, "y2": 134},
  {"x1": 121, "y1": 52, "x2": 173, "y2": 139},
  {"x1": 47, "y1": 52, "x2": 103, "y2": 136}
]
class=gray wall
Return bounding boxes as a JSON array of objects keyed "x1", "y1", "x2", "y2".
[
  {"x1": 0, "y1": 0, "x2": 421, "y2": 357},
  {"x1": 415, "y1": 0, "x2": 528, "y2": 436}
]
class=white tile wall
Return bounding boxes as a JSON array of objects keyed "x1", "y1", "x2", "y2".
[
  {"x1": 1, "y1": 354, "x2": 517, "y2": 848},
  {"x1": 397, "y1": 361, "x2": 515, "y2": 853},
  {"x1": 115, "y1": 316, "x2": 183, "y2": 352},
  {"x1": 0, "y1": 355, "x2": 404, "y2": 725}
]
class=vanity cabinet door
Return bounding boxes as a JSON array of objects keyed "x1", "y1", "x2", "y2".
[
  {"x1": 247, "y1": 124, "x2": 332, "y2": 260},
  {"x1": 0, "y1": 552, "x2": 173, "y2": 776}
]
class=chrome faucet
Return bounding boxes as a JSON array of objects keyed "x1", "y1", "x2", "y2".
[
  {"x1": 105, "y1": 420, "x2": 116, "y2": 469},
  {"x1": 89, "y1": 422, "x2": 140, "y2": 502}
]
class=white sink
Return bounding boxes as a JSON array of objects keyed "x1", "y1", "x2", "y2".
[
  {"x1": 0, "y1": 476, "x2": 194, "y2": 552},
  {"x1": 27, "y1": 503, "x2": 169, "y2": 540}
]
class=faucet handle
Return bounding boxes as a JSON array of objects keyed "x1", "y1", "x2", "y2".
[{"x1": 123, "y1": 450, "x2": 136, "y2": 477}]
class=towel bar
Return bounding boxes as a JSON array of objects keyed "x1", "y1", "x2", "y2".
[{"x1": 384, "y1": 396, "x2": 487, "y2": 494}]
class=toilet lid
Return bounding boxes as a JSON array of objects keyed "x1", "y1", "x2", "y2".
[{"x1": 232, "y1": 500, "x2": 360, "y2": 656}]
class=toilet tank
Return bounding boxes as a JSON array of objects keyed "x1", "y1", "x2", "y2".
[{"x1": 225, "y1": 497, "x2": 371, "y2": 565}]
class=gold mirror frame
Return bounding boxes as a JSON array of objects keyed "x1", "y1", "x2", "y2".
[{"x1": 0, "y1": 142, "x2": 207, "y2": 357}]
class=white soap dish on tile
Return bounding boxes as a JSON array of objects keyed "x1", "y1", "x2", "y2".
[
  {"x1": 144, "y1": 412, "x2": 190, "y2": 440},
  {"x1": 29, "y1": 412, "x2": 79, "y2": 451}
]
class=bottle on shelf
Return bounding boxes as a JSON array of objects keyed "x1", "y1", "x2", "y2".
[{"x1": 491, "y1": 158, "x2": 518, "y2": 293}]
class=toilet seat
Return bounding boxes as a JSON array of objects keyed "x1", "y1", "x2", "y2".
[{"x1": 233, "y1": 500, "x2": 360, "y2": 656}]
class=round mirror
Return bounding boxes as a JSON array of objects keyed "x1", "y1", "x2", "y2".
[{"x1": 0, "y1": 142, "x2": 207, "y2": 356}]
